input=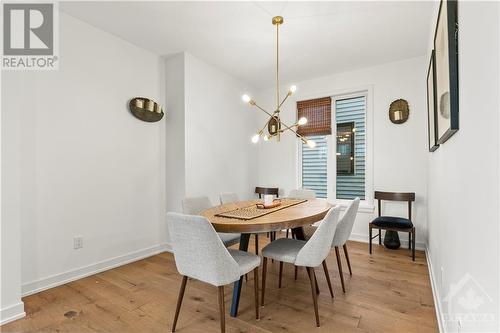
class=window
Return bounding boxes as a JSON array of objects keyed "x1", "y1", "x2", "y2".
[
  {"x1": 298, "y1": 97, "x2": 331, "y2": 199},
  {"x1": 299, "y1": 93, "x2": 368, "y2": 202},
  {"x1": 336, "y1": 122, "x2": 355, "y2": 175},
  {"x1": 301, "y1": 135, "x2": 328, "y2": 198},
  {"x1": 335, "y1": 96, "x2": 366, "y2": 200}
]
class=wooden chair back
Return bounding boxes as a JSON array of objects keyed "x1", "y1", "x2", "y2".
[
  {"x1": 255, "y1": 187, "x2": 279, "y2": 199},
  {"x1": 374, "y1": 191, "x2": 415, "y2": 220}
]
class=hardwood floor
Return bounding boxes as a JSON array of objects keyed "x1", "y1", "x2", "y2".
[{"x1": 2, "y1": 238, "x2": 438, "y2": 333}]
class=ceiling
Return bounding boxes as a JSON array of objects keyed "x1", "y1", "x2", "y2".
[{"x1": 61, "y1": 1, "x2": 435, "y2": 89}]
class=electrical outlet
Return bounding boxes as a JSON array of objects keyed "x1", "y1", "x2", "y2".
[{"x1": 74, "y1": 236, "x2": 83, "y2": 249}]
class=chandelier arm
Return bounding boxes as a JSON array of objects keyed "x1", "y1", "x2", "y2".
[
  {"x1": 278, "y1": 92, "x2": 291, "y2": 109},
  {"x1": 252, "y1": 102, "x2": 276, "y2": 119},
  {"x1": 259, "y1": 118, "x2": 272, "y2": 134},
  {"x1": 277, "y1": 120, "x2": 308, "y2": 143}
]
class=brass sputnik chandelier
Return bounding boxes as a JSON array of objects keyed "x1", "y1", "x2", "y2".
[{"x1": 242, "y1": 16, "x2": 316, "y2": 148}]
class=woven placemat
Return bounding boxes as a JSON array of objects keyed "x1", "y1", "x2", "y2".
[{"x1": 215, "y1": 199, "x2": 307, "y2": 220}]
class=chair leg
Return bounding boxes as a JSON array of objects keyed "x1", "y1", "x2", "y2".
[
  {"x1": 294, "y1": 266, "x2": 298, "y2": 280},
  {"x1": 408, "y1": 232, "x2": 411, "y2": 250},
  {"x1": 278, "y1": 261, "x2": 283, "y2": 288},
  {"x1": 343, "y1": 244, "x2": 352, "y2": 276},
  {"x1": 378, "y1": 229, "x2": 382, "y2": 245},
  {"x1": 412, "y1": 228, "x2": 416, "y2": 261},
  {"x1": 306, "y1": 267, "x2": 320, "y2": 327},
  {"x1": 255, "y1": 234, "x2": 259, "y2": 255},
  {"x1": 261, "y1": 257, "x2": 267, "y2": 306},
  {"x1": 172, "y1": 275, "x2": 188, "y2": 332},
  {"x1": 322, "y1": 260, "x2": 334, "y2": 298},
  {"x1": 369, "y1": 224, "x2": 372, "y2": 254},
  {"x1": 305, "y1": 266, "x2": 320, "y2": 294},
  {"x1": 286, "y1": 229, "x2": 289, "y2": 238},
  {"x1": 253, "y1": 267, "x2": 259, "y2": 320},
  {"x1": 335, "y1": 246, "x2": 346, "y2": 293},
  {"x1": 218, "y1": 286, "x2": 225, "y2": 333}
]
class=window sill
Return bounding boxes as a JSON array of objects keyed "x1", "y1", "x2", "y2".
[{"x1": 332, "y1": 200, "x2": 374, "y2": 213}]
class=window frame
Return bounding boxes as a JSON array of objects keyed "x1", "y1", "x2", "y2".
[{"x1": 296, "y1": 86, "x2": 374, "y2": 212}]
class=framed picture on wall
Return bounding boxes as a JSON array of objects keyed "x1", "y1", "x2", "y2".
[
  {"x1": 427, "y1": 51, "x2": 439, "y2": 152},
  {"x1": 433, "y1": 0, "x2": 459, "y2": 144}
]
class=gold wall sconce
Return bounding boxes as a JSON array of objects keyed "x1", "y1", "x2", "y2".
[
  {"x1": 389, "y1": 99, "x2": 410, "y2": 124},
  {"x1": 129, "y1": 97, "x2": 164, "y2": 122}
]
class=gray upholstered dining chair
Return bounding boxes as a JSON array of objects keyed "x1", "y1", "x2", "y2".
[
  {"x1": 285, "y1": 189, "x2": 316, "y2": 238},
  {"x1": 219, "y1": 192, "x2": 261, "y2": 255},
  {"x1": 182, "y1": 196, "x2": 241, "y2": 247},
  {"x1": 167, "y1": 213, "x2": 260, "y2": 333},
  {"x1": 261, "y1": 206, "x2": 341, "y2": 327},
  {"x1": 303, "y1": 198, "x2": 360, "y2": 292},
  {"x1": 288, "y1": 188, "x2": 316, "y2": 199},
  {"x1": 219, "y1": 192, "x2": 239, "y2": 205}
]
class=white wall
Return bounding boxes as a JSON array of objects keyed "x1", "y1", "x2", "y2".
[
  {"x1": 2, "y1": 13, "x2": 167, "y2": 297},
  {"x1": 164, "y1": 53, "x2": 186, "y2": 214},
  {"x1": 1, "y1": 71, "x2": 26, "y2": 324},
  {"x1": 164, "y1": 53, "x2": 259, "y2": 211},
  {"x1": 254, "y1": 57, "x2": 428, "y2": 247},
  {"x1": 426, "y1": 2, "x2": 499, "y2": 332}
]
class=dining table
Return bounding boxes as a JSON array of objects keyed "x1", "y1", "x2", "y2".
[{"x1": 201, "y1": 198, "x2": 332, "y2": 317}]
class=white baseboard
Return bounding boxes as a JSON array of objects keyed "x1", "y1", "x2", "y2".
[
  {"x1": 22, "y1": 243, "x2": 172, "y2": 297},
  {"x1": 425, "y1": 247, "x2": 445, "y2": 333},
  {"x1": 349, "y1": 232, "x2": 426, "y2": 251},
  {"x1": 0, "y1": 301, "x2": 26, "y2": 326}
]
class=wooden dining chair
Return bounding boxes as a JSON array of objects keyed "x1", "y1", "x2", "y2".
[
  {"x1": 255, "y1": 186, "x2": 279, "y2": 199},
  {"x1": 302, "y1": 198, "x2": 360, "y2": 292},
  {"x1": 369, "y1": 191, "x2": 416, "y2": 261},
  {"x1": 182, "y1": 196, "x2": 241, "y2": 247},
  {"x1": 255, "y1": 187, "x2": 279, "y2": 240},
  {"x1": 261, "y1": 206, "x2": 340, "y2": 327},
  {"x1": 167, "y1": 213, "x2": 260, "y2": 333}
]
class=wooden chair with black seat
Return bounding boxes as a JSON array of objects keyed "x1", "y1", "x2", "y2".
[
  {"x1": 255, "y1": 187, "x2": 279, "y2": 240},
  {"x1": 369, "y1": 191, "x2": 416, "y2": 261}
]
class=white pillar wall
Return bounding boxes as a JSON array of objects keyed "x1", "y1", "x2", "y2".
[{"x1": 0, "y1": 70, "x2": 26, "y2": 325}]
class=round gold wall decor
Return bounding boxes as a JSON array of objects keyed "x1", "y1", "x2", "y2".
[
  {"x1": 389, "y1": 99, "x2": 410, "y2": 124},
  {"x1": 129, "y1": 97, "x2": 164, "y2": 122}
]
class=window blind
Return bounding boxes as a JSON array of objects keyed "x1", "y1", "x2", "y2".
[
  {"x1": 297, "y1": 97, "x2": 332, "y2": 136},
  {"x1": 336, "y1": 96, "x2": 366, "y2": 200},
  {"x1": 301, "y1": 135, "x2": 328, "y2": 198}
]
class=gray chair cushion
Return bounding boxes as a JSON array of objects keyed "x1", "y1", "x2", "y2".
[
  {"x1": 228, "y1": 249, "x2": 261, "y2": 275},
  {"x1": 218, "y1": 233, "x2": 241, "y2": 247},
  {"x1": 261, "y1": 238, "x2": 307, "y2": 264},
  {"x1": 372, "y1": 216, "x2": 413, "y2": 229}
]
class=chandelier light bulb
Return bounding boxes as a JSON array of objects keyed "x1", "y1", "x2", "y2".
[
  {"x1": 297, "y1": 117, "x2": 308, "y2": 126},
  {"x1": 263, "y1": 135, "x2": 270, "y2": 142},
  {"x1": 242, "y1": 94, "x2": 251, "y2": 103},
  {"x1": 307, "y1": 140, "x2": 316, "y2": 148},
  {"x1": 289, "y1": 85, "x2": 297, "y2": 94},
  {"x1": 251, "y1": 134, "x2": 260, "y2": 143}
]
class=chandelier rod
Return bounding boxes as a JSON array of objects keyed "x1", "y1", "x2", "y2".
[{"x1": 276, "y1": 18, "x2": 280, "y2": 110}]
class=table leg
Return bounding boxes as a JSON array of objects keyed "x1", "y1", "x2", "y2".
[
  {"x1": 230, "y1": 233, "x2": 250, "y2": 317},
  {"x1": 292, "y1": 226, "x2": 306, "y2": 240}
]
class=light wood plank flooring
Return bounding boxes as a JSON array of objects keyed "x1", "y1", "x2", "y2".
[{"x1": 2, "y1": 238, "x2": 438, "y2": 333}]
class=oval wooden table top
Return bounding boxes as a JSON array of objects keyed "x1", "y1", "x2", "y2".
[{"x1": 201, "y1": 199, "x2": 333, "y2": 233}]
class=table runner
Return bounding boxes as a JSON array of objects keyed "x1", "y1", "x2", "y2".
[{"x1": 215, "y1": 199, "x2": 307, "y2": 220}]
